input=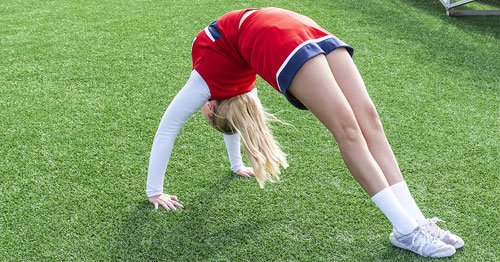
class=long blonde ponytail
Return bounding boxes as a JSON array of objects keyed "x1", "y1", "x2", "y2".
[{"x1": 211, "y1": 93, "x2": 289, "y2": 187}]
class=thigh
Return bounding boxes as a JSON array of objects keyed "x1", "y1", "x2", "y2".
[
  {"x1": 325, "y1": 48, "x2": 378, "y2": 118},
  {"x1": 287, "y1": 54, "x2": 357, "y2": 137},
  {"x1": 288, "y1": 53, "x2": 390, "y2": 195}
]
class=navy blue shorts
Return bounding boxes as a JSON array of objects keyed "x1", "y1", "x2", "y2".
[{"x1": 276, "y1": 35, "x2": 354, "y2": 110}]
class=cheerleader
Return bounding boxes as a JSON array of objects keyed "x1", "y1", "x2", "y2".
[{"x1": 146, "y1": 8, "x2": 463, "y2": 257}]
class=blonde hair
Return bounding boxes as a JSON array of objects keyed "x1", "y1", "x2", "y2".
[{"x1": 210, "y1": 93, "x2": 289, "y2": 187}]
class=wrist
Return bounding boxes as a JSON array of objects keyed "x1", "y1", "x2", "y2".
[
  {"x1": 232, "y1": 163, "x2": 244, "y2": 173},
  {"x1": 146, "y1": 191, "x2": 163, "y2": 198}
]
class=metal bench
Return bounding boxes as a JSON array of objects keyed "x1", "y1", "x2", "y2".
[{"x1": 439, "y1": 0, "x2": 500, "y2": 16}]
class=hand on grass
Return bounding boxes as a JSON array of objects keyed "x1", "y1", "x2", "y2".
[
  {"x1": 148, "y1": 193, "x2": 184, "y2": 211},
  {"x1": 235, "y1": 166, "x2": 255, "y2": 178}
]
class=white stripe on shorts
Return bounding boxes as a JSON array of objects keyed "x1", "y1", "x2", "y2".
[{"x1": 275, "y1": 35, "x2": 334, "y2": 92}]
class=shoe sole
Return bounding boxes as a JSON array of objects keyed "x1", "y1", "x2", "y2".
[{"x1": 389, "y1": 235, "x2": 456, "y2": 258}]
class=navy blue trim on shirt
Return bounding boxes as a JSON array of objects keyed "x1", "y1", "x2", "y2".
[{"x1": 207, "y1": 19, "x2": 223, "y2": 41}]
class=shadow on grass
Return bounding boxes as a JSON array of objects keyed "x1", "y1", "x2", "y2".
[
  {"x1": 478, "y1": 0, "x2": 500, "y2": 7},
  {"x1": 401, "y1": 0, "x2": 500, "y2": 39},
  {"x1": 343, "y1": 0, "x2": 499, "y2": 91},
  {"x1": 108, "y1": 176, "x2": 432, "y2": 261},
  {"x1": 110, "y1": 173, "x2": 266, "y2": 261}
]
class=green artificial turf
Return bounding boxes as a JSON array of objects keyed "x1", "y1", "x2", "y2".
[{"x1": 1, "y1": 0, "x2": 499, "y2": 261}]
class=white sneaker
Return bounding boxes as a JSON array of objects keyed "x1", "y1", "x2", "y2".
[
  {"x1": 420, "y1": 217, "x2": 464, "y2": 249},
  {"x1": 389, "y1": 227, "x2": 456, "y2": 257}
]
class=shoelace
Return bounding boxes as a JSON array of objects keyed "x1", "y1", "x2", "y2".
[
  {"x1": 421, "y1": 217, "x2": 451, "y2": 239},
  {"x1": 411, "y1": 227, "x2": 441, "y2": 247}
]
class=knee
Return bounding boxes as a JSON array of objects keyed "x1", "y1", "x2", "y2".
[
  {"x1": 334, "y1": 108, "x2": 365, "y2": 143},
  {"x1": 360, "y1": 103, "x2": 384, "y2": 132}
]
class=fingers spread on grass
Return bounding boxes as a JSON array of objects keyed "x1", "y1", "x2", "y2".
[
  {"x1": 149, "y1": 194, "x2": 183, "y2": 211},
  {"x1": 159, "y1": 200, "x2": 171, "y2": 211},
  {"x1": 236, "y1": 167, "x2": 255, "y2": 178},
  {"x1": 167, "y1": 200, "x2": 177, "y2": 211},
  {"x1": 237, "y1": 172, "x2": 251, "y2": 178},
  {"x1": 173, "y1": 201, "x2": 184, "y2": 209}
]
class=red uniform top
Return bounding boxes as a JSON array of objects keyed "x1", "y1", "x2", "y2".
[
  {"x1": 191, "y1": 9, "x2": 256, "y2": 100},
  {"x1": 192, "y1": 7, "x2": 353, "y2": 106}
]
